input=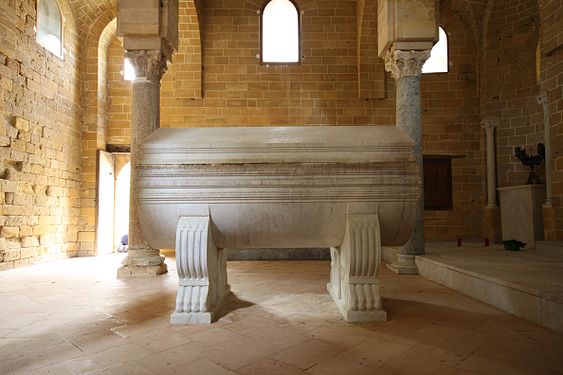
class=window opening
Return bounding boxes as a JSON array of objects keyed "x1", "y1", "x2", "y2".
[
  {"x1": 123, "y1": 58, "x2": 136, "y2": 81},
  {"x1": 36, "y1": 0, "x2": 63, "y2": 58},
  {"x1": 261, "y1": 0, "x2": 300, "y2": 64},
  {"x1": 422, "y1": 26, "x2": 448, "y2": 74}
]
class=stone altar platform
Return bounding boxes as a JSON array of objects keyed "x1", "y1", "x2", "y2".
[
  {"x1": 136, "y1": 126, "x2": 419, "y2": 324},
  {"x1": 416, "y1": 243, "x2": 563, "y2": 334}
]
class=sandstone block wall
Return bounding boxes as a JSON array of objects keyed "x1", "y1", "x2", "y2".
[
  {"x1": 481, "y1": 0, "x2": 543, "y2": 187},
  {"x1": 0, "y1": 0, "x2": 82, "y2": 270},
  {"x1": 421, "y1": 8, "x2": 483, "y2": 242}
]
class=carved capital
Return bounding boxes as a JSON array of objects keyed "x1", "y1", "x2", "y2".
[
  {"x1": 384, "y1": 49, "x2": 431, "y2": 79},
  {"x1": 125, "y1": 50, "x2": 168, "y2": 82},
  {"x1": 481, "y1": 118, "x2": 499, "y2": 130},
  {"x1": 537, "y1": 88, "x2": 550, "y2": 105}
]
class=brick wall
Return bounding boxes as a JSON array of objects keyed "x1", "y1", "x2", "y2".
[
  {"x1": 481, "y1": 0, "x2": 543, "y2": 188},
  {"x1": 421, "y1": 8, "x2": 483, "y2": 242},
  {"x1": 0, "y1": 0, "x2": 82, "y2": 270},
  {"x1": 159, "y1": 0, "x2": 391, "y2": 127},
  {"x1": 106, "y1": 38, "x2": 132, "y2": 146}
]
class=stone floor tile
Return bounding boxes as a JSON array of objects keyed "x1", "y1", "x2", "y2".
[
  {"x1": 63, "y1": 343, "x2": 152, "y2": 374},
  {"x1": 0, "y1": 339, "x2": 83, "y2": 374},
  {"x1": 22, "y1": 364, "x2": 75, "y2": 375},
  {"x1": 166, "y1": 359, "x2": 239, "y2": 375},
  {"x1": 236, "y1": 358, "x2": 309, "y2": 375},
  {"x1": 90, "y1": 362, "x2": 155, "y2": 375},
  {"x1": 305, "y1": 357, "x2": 384, "y2": 375},
  {"x1": 305, "y1": 324, "x2": 372, "y2": 348},
  {"x1": 132, "y1": 343, "x2": 209, "y2": 373},
  {"x1": 456, "y1": 354, "x2": 547, "y2": 375},
  {"x1": 332, "y1": 338, "x2": 412, "y2": 369},
  {"x1": 271, "y1": 338, "x2": 349, "y2": 370},
  {"x1": 128, "y1": 328, "x2": 191, "y2": 353}
]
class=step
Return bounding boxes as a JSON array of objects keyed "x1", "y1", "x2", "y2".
[
  {"x1": 415, "y1": 249, "x2": 563, "y2": 334},
  {"x1": 537, "y1": 241, "x2": 563, "y2": 259}
]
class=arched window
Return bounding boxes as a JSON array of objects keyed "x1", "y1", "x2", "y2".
[
  {"x1": 261, "y1": 0, "x2": 300, "y2": 64},
  {"x1": 422, "y1": 26, "x2": 448, "y2": 74},
  {"x1": 123, "y1": 58, "x2": 136, "y2": 81},
  {"x1": 36, "y1": 0, "x2": 63, "y2": 58}
]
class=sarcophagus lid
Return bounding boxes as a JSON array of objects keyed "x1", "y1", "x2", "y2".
[{"x1": 140, "y1": 126, "x2": 415, "y2": 164}]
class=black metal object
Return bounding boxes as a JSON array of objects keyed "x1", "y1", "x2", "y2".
[
  {"x1": 514, "y1": 143, "x2": 545, "y2": 184},
  {"x1": 502, "y1": 240, "x2": 526, "y2": 251}
]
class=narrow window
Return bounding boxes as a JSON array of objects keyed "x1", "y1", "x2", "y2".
[
  {"x1": 422, "y1": 26, "x2": 448, "y2": 74},
  {"x1": 36, "y1": 0, "x2": 63, "y2": 58},
  {"x1": 261, "y1": 0, "x2": 300, "y2": 64},
  {"x1": 123, "y1": 58, "x2": 136, "y2": 81}
]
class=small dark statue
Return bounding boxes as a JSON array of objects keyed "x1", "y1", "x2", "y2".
[{"x1": 514, "y1": 143, "x2": 545, "y2": 184}]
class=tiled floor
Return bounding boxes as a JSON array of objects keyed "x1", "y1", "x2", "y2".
[{"x1": 1, "y1": 254, "x2": 563, "y2": 374}]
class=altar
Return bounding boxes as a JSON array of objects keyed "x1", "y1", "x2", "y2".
[{"x1": 136, "y1": 126, "x2": 419, "y2": 323}]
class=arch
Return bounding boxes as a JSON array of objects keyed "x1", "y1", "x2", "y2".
[
  {"x1": 422, "y1": 26, "x2": 448, "y2": 74},
  {"x1": 260, "y1": 0, "x2": 301, "y2": 63},
  {"x1": 37, "y1": 0, "x2": 64, "y2": 57}
]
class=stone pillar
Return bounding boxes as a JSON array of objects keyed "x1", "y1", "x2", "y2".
[
  {"x1": 384, "y1": 49, "x2": 430, "y2": 275},
  {"x1": 481, "y1": 118, "x2": 501, "y2": 243},
  {"x1": 482, "y1": 119, "x2": 498, "y2": 208},
  {"x1": 118, "y1": 50, "x2": 169, "y2": 278},
  {"x1": 537, "y1": 89, "x2": 556, "y2": 240}
]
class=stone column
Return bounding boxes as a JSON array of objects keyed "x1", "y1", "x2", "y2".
[
  {"x1": 537, "y1": 90, "x2": 552, "y2": 206},
  {"x1": 118, "y1": 50, "x2": 169, "y2": 277},
  {"x1": 481, "y1": 119, "x2": 501, "y2": 243},
  {"x1": 482, "y1": 119, "x2": 498, "y2": 208},
  {"x1": 384, "y1": 49, "x2": 430, "y2": 275},
  {"x1": 538, "y1": 89, "x2": 555, "y2": 240}
]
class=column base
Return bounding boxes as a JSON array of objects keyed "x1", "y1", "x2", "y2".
[
  {"x1": 483, "y1": 206, "x2": 501, "y2": 243},
  {"x1": 117, "y1": 263, "x2": 168, "y2": 278},
  {"x1": 386, "y1": 253, "x2": 418, "y2": 275},
  {"x1": 543, "y1": 204, "x2": 556, "y2": 241}
]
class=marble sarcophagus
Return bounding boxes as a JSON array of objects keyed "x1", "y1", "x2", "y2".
[{"x1": 137, "y1": 126, "x2": 419, "y2": 324}]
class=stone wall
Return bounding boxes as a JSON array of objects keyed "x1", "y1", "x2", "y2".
[
  {"x1": 106, "y1": 38, "x2": 132, "y2": 146},
  {"x1": 421, "y1": 8, "x2": 483, "y2": 242},
  {"x1": 539, "y1": 0, "x2": 563, "y2": 240},
  {"x1": 0, "y1": 0, "x2": 82, "y2": 270},
  {"x1": 481, "y1": 0, "x2": 543, "y2": 187},
  {"x1": 158, "y1": 0, "x2": 389, "y2": 127}
]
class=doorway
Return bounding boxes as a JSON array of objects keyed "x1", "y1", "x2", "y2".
[{"x1": 96, "y1": 151, "x2": 131, "y2": 256}]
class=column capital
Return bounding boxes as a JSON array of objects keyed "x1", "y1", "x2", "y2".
[
  {"x1": 384, "y1": 49, "x2": 431, "y2": 80},
  {"x1": 537, "y1": 88, "x2": 550, "y2": 105},
  {"x1": 481, "y1": 118, "x2": 499, "y2": 130},
  {"x1": 125, "y1": 49, "x2": 168, "y2": 82}
]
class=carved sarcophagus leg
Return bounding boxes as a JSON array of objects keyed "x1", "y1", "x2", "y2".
[{"x1": 137, "y1": 126, "x2": 419, "y2": 323}]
